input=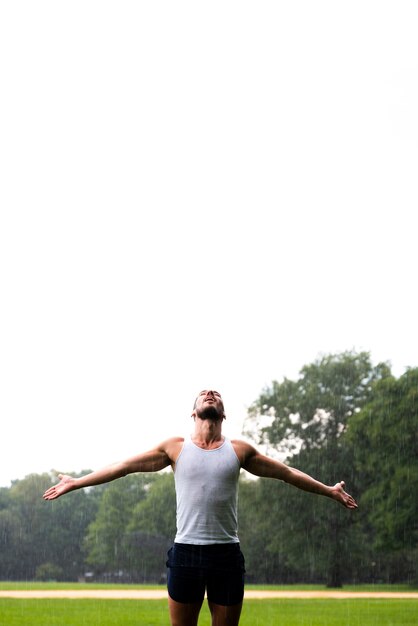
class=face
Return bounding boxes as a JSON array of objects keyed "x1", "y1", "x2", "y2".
[{"x1": 193, "y1": 389, "x2": 226, "y2": 421}]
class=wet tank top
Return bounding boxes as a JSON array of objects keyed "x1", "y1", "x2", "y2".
[{"x1": 174, "y1": 437, "x2": 241, "y2": 544}]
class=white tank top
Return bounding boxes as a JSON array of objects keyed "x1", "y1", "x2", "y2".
[{"x1": 174, "y1": 437, "x2": 241, "y2": 544}]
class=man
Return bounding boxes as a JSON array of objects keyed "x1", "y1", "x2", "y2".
[{"x1": 43, "y1": 389, "x2": 358, "y2": 626}]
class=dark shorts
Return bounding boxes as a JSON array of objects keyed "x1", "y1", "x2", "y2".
[{"x1": 166, "y1": 543, "x2": 246, "y2": 606}]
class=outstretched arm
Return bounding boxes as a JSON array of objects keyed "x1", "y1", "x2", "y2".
[
  {"x1": 237, "y1": 441, "x2": 358, "y2": 510},
  {"x1": 43, "y1": 438, "x2": 178, "y2": 501}
]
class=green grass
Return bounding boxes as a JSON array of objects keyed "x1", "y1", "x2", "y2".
[
  {"x1": 242, "y1": 600, "x2": 418, "y2": 625},
  {"x1": 0, "y1": 583, "x2": 416, "y2": 626},
  {"x1": 0, "y1": 599, "x2": 168, "y2": 626},
  {"x1": 0, "y1": 599, "x2": 418, "y2": 626}
]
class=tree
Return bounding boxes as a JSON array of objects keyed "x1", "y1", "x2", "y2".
[
  {"x1": 238, "y1": 477, "x2": 294, "y2": 583},
  {"x1": 245, "y1": 351, "x2": 390, "y2": 586},
  {"x1": 84, "y1": 473, "x2": 156, "y2": 578},
  {"x1": 348, "y1": 368, "x2": 418, "y2": 582},
  {"x1": 0, "y1": 472, "x2": 100, "y2": 580},
  {"x1": 0, "y1": 508, "x2": 25, "y2": 579},
  {"x1": 124, "y1": 472, "x2": 176, "y2": 582}
]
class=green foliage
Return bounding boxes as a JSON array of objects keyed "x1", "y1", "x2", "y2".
[
  {"x1": 124, "y1": 472, "x2": 176, "y2": 582},
  {"x1": 83, "y1": 473, "x2": 155, "y2": 574},
  {"x1": 127, "y1": 472, "x2": 176, "y2": 538},
  {"x1": 0, "y1": 472, "x2": 100, "y2": 581},
  {"x1": 238, "y1": 477, "x2": 290, "y2": 583},
  {"x1": 247, "y1": 351, "x2": 390, "y2": 453},
  {"x1": 35, "y1": 562, "x2": 65, "y2": 582},
  {"x1": 244, "y1": 351, "x2": 391, "y2": 587},
  {"x1": 348, "y1": 368, "x2": 418, "y2": 580},
  {"x1": 82, "y1": 472, "x2": 174, "y2": 581},
  {"x1": 0, "y1": 508, "x2": 24, "y2": 579}
]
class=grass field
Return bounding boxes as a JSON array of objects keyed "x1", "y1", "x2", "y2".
[
  {"x1": 1, "y1": 584, "x2": 417, "y2": 625},
  {"x1": 1, "y1": 598, "x2": 418, "y2": 625}
]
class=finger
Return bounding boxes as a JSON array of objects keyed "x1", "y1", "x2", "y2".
[{"x1": 43, "y1": 486, "x2": 59, "y2": 500}]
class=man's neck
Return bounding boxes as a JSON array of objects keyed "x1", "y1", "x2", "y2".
[{"x1": 192, "y1": 418, "x2": 224, "y2": 448}]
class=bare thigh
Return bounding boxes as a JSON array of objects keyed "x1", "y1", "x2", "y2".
[
  {"x1": 168, "y1": 595, "x2": 204, "y2": 626},
  {"x1": 208, "y1": 600, "x2": 243, "y2": 626}
]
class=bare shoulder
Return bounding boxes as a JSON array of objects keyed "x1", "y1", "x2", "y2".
[
  {"x1": 231, "y1": 438, "x2": 258, "y2": 466},
  {"x1": 159, "y1": 436, "x2": 184, "y2": 447},
  {"x1": 231, "y1": 439, "x2": 286, "y2": 478},
  {"x1": 159, "y1": 436, "x2": 184, "y2": 463}
]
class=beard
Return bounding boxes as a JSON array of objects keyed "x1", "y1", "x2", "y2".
[{"x1": 196, "y1": 404, "x2": 224, "y2": 421}]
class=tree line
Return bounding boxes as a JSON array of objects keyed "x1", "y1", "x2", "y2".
[{"x1": 1, "y1": 352, "x2": 416, "y2": 586}]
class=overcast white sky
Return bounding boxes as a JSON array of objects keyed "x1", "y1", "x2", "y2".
[{"x1": 1, "y1": 2, "x2": 417, "y2": 487}]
